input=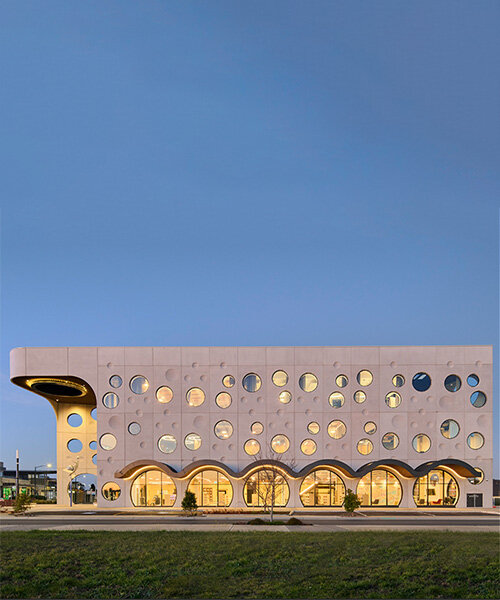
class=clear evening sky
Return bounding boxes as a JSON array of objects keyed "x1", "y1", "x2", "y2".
[{"x1": 1, "y1": 2, "x2": 498, "y2": 475}]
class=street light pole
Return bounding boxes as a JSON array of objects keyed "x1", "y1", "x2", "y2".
[{"x1": 15, "y1": 450, "x2": 19, "y2": 498}]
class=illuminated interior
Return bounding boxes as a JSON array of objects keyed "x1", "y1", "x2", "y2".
[
  {"x1": 131, "y1": 469, "x2": 176, "y2": 507},
  {"x1": 299, "y1": 469, "x2": 345, "y2": 507},
  {"x1": 187, "y1": 469, "x2": 233, "y2": 507},
  {"x1": 244, "y1": 468, "x2": 290, "y2": 507},
  {"x1": 357, "y1": 469, "x2": 402, "y2": 506},
  {"x1": 413, "y1": 469, "x2": 458, "y2": 506}
]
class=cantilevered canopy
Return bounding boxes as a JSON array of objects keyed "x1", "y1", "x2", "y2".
[{"x1": 11, "y1": 375, "x2": 97, "y2": 406}]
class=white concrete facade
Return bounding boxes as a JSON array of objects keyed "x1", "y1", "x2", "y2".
[{"x1": 10, "y1": 345, "x2": 493, "y2": 509}]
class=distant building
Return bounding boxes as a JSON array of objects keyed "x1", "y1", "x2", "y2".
[
  {"x1": 10, "y1": 345, "x2": 493, "y2": 508},
  {"x1": 0, "y1": 461, "x2": 56, "y2": 500}
]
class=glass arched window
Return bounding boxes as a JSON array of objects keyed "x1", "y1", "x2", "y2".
[
  {"x1": 130, "y1": 376, "x2": 149, "y2": 394},
  {"x1": 243, "y1": 468, "x2": 289, "y2": 507},
  {"x1": 413, "y1": 469, "x2": 458, "y2": 507},
  {"x1": 131, "y1": 469, "x2": 176, "y2": 507},
  {"x1": 299, "y1": 469, "x2": 346, "y2": 507},
  {"x1": 187, "y1": 469, "x2": 233, "y2": 507},
  {"x1": 299, "y1": 373, "x2": 318, "y2": 392},
  {"x1": 272, "y1": 370, "x2": 288, "y2": 387},
  {"x1": 357, "y1": 469, "x2": 402, "y2": 506},
  {"x1": 243, "y1": 373, "x2": 261, "y2": 392}
]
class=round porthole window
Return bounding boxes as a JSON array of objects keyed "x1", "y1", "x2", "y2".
[
  {"x1": 279, "y1": 390, "x2": 292, "y2": 404},
  {"x1": 327, "y1": 420, "x2": 346, "y2": 439},
  {"x1": 329, "y1": 392, "x2": 344, "y2": 407},
  {"x1": 214, "y1": 420, "x2": 233, "y2": 440},
  {"x1": 222, "y1": 375, "x2": 235, "y2": 388},
  {"x1": 67, "y1": 439, "x2": 83, "y2": 453},
  {"x1": 102, "y1": 482, "x2": 121, "y2": 501},
  {"x1": 184, "y1": 433, "x2": 202, "y2": 451},
  {"x1": 130, "y1": 375, "x2": 149, "y2": 394},
  {"x1": 335, "y1": 374, "x2": 348, "y2": 388},
  {"x1": 353, "y1": 390, "x2": 366, "y2": 404},
  {"x1": 470, "y1": 391, "x2": 487, "y2": 408},
  {"x1": 271, "y1": 434, "x2": 290, "y2": 453},
  {"x1": 357, "y1": 439, "x2": 373, "y2": 455},
  {"x1": 243, "y1": 373, "x2": 261, "y2": 392},
  {"x1": 128, "y1": 422, "x2": 141, "y2": 435},
  {"x1": 392, "y1": 374, "x2": 405, "y2": 388},
  {"x1": 356, "y1": 370, "x2": 373, "y2": 386},
  {"x1": 186, "y1": 387, "x2": 205, "y2": 407},
  {"x1": 385, "y1": 392, "x2": 401, "y2": 408},
  {"x1": 67, "y1": 413, "x2": 83, "y2": 427},
  {"x1": 300, "y1": 439, "x2": 317, "y2": 456},
  {"x1": 440, "y1": 419, "x2": 459, "y2": 439},
  {"x1": 99, "y1": 433, "x2": 117, "y2": 451},
  {"x1": 215, "y1": 392, "x2": 232, "y2": 408},
  {"x1": 382, "y1": 432, "x2": 399, "y2": 450},
  {"x1": 467, "y1": 432, "x2": 484, "y2": 450},
  {"x1": 307, "y1": 422, "x2": 320, "y2": 435},
  {"x1": 156, "y1": 386, "x2": 173, "y2": 403},
  {"x1": 272, "y1": 370, "x2": 288, "y2": 387},
  {"x1": 109, "y1": 375, "x2": 122, "y2": 388},
  {"x1": 299, "y1": 373, "x2": 318, "y2": 392},
  {"x1": 412, "y1": 372, "x2": 431, "y2": 392},
  {"x1": 158, "y1": 434, "x2": 177, "y2": 454},
  {"x1": 467, "y1": 374, "x2": 479, "y2": 387},
  {"x1": 244, "y1": 439, "x2": 260, "y2": 456},
  {"x1": 251, "y1": 422, "x2": 264, "y2": 435},
  {"x1": 364, "y1": 421, "x2": 377, "y2": 435},
  {"x1": 444, "y1": 374, "x2": 461, "y2": 392},
  {"x1": 102, "y1": 392, "x2": 119, "y2": 409},
  {"x1": 412, "y1": 433, "x2": 431, "y2": 453}
]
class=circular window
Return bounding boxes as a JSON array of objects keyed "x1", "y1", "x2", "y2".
[
  {"x1": 271, "y1": 434, "x2": 290, "y2": 453},
  {"x1": 185, "y1": 433, "x2": 202, "y2": 451},
  {"x1": 67, "y1": 413, "x2": 83, "y2": 427},
  {"x1": 92, "y1": 454, "x2": 97, "y2": 465},
  {"x1": 467, "y1": 374, "x2": 479, "y2": 387},
  {"x1": 67, "y1": 438, "x2": 83, "y2": 453},
  {"x1": 279, "y1": 390, "x2": 292, "y2": 404},
  {"x1": 89, "y1": 441, "x2": 97, "y2": 450},
  {"x1": 467, "y1": 432, "x2": 484, "y2": 450},
  {"x1": 299, "y1": 373, "x2": 318, "y2": 392},
  {"x1": 329, "y1": 392, "x2": 344, "y2": 408},
  {"x1": 327, "y1": 420, "x2": 346, "y2": 439},
  {"x1": 214, "y1": 420, "x2": 233, "y2": 440},
  {"x1": 109, "y1": 375, "x2": 122, "y2": 388},
  {"x1": 364, "y1": 421, "x2": 377, "y2": 435},
  {"x1": 244, "y1": 439, "x2": 260, "y2": 455},
  {"x1": 440, "y1": 419, "x2": 460, "y2": 439},
  {"x1": 222, "y1": 375, "x2": 235, "y2": 388},
  {"x1": 243, "y1": 373, "x2": 261, "y2": 392},
  {"x1": 357, "y1": 439, "x2": 373, "y2": 455},
  {"x1": 385, "y1": 392, "x2": 401, "y2": 408},
  {"x1": 158, "y1": 434, "x2": 177, "y2": 454},
  {"x1": 470, "y1": 391, "x2": 487, "y2": 408},
  {"x1": 357, "y1": 370, "x2": 373, "y2": 386},
  {"x1": 186, "y1": 387, "x2": 205, "y2": 407},
  {"x1": 215, "y1": 392, "x2": 232, "y2": 408},
  {"x1": 335, "y1": 375, "x2": 348, "y2": 388},
  {"x1": 444, "y1": 374, "x2": 461, "y2": 392},
  {"x1": 128, "y1": 422, "x2": 141, "y2": 435},
  {"x1": 308, "y1": 422, "x2": 320, "y2": 435},
  {"x1": 392, "y1": 374, "x2": 405, "y2": 388},
  {"x1": 412, "y1": 372, "x2": 431, "y2": 392},
  {"x1": 468, "y1": 468, "x2": 484, "y2": 485},
  {"x1": 130, "y1": 376, "x2": 149, "y2": 394},
  {"x1": 91, "y1": 408, "x2": 97, "y2": 420},
  {"x1": 301, "y1": 439, "x2": 317, "y2": 455},
  {"x1": 156, "y1": 386, "x2": 173, "y2": 403},
  {"x1": 412, "y1": 433, "x2": 431, "y2": 453},
  {"x1": 382, "y1": 432, "x2": 399, "y2": 450},
  {"x1": 251, "y1": 422, "x2": 263, "y2": 435},
  {"x1": 102, "y1": 482, "x2": 121, "y2": 501},
  {"x1": 102, "y1": 392, "x2": 119, "y2": 409},
  {"x1": 272, "y1": 370, "x2": 288, "y2": 387},
  {"x1": 99, "y1": 433, "x2": 117, "y2": 451},
  {"x1": 353, "y1": 390, "x2": 366, "y2": 404}
]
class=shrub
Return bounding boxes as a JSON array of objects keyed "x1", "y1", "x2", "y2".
[
  {"x1": 343, "y1": 488, "x2": 361, "y2": 514},
  {"x1": 286, "y1": 517, "x2": 303, "y2": 526},
  {"x1": 13, "y1": 492, "x2": 32, "y2": 514},
  {"x1": 247, "y1": 517, "x2": 267, "y2": 525},
  {"x1": 181, "y1": 490, "x2": 198, "y2": 515}
]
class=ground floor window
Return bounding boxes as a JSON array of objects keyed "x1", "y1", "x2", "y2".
[
  {"x1": 357, "y1": 469, "x2": 402, "y2": 506},
  {"x1": 299, "y1": 469, "x2": 345, "y2": 507},
  {"x1": 244, "y1": 468, "x2": 290, "y2": 507},
  {"x1": 131, "y1": 469, "x2": 176, "y2": 507},
  {"x1": 413, "y1": 469, "x2": 458, "y2": 507},
  {"x1": 68, "y1": 473, "x2": 97, "y2": 504},
  {"x1": 187, "y1": 469, "x2": 233, "y2": 507}
]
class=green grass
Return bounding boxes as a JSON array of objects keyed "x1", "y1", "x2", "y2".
[{"x1": 1, "y1": 531, "x2": 499, "y2": 598}]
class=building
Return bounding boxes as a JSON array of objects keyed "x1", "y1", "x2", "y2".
[
  {"x1": 10, "y1": 346, "x2": 493, "y2": 509},
  {"x1": 0, "y1": 461, "x2": 57, "y2": 500}
]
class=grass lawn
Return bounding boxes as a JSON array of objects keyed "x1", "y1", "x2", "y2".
[{"x1": 1, "y1": 530, "x2": 499, "y2": 598}]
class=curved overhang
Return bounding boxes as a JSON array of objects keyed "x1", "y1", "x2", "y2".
[
  {"x1": 11, "y1": 375, "x2": 97, "y2": 406},
  {"x1": 114, "y1": 458, "x2": 482, "y2": 481}
]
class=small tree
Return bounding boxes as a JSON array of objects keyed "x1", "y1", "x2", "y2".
[
  {"x1": 181, "y1": 490, "x2": 198, "y2": 515},
  {"x1": 343, "y1": 488, "x2": 361, "y2": 515},
  {"x1": 13, "y1": 492, "x2": 32, "y2": 515}
]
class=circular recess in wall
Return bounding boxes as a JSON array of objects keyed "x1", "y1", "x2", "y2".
[
  {"x1": 106, "y1": 456, "x2": 113, "y2": 463},
  {"x1": 477, "y1": 414, "x2": 489, "y2": 427},
  {"x1": 219, "y1": 456, "x2": 225, "y2": 462},
  {"x1": 106, "y1": 362, "x2": 112, "y2": 369},
  {"x1": 248, "y1": 408, "x2": 255, "y2": 416},
  {"x1": 184, "y1": 375, "x2": 191, "y2": 382},
  {"x1": 439, "y1": 397, "x2": 454, "y2": 410},
  {"x1": 305, "y1": 409, "x2": 311, "y2": 416},
  {"x1": 391, "y1": 415, "x2": 405, "y2": 427},
  {"x1": 285, "y1": 421, "x2": 292, "y2": 429},
  {"x1": 418, "y1": 408, "x2": 425, "y2": 415},
  {"x1": 171, "y1": 421, "x2": 178, "y2": 429},
  {"x1": 200, "y1": 374, "x2": 207, "y2": 382},
  {"x1": 127, "y1": 397, "x2": 133, "y2": 404},
  {"x1": 163, "y1": 409, "x2": 169, "y2": 416},
  {"x1": 193, "y1": 416, "x2": 205, "y2": 427},
  {"x1": 228, "y1": 443, "x2": 234, "y2": 451},
  {"x1": 143, "y1": 397, "x2": 151, "y2": 405},
  {"x1": 155, "y1": 422, "x2": 161, "y2": 429},
  {"x1": 475, "y1": 361, "x2": 482, "y2": 367},
  {"x1": 313, "y1": 396, "x2": 320, "y2": 404},
  {"x1": 165, "y1": 369, "x2": 178, "y2": 382},
  {"x1": 220, "y1": 362, "x2": 226, "y2": 368},
  {"x1": 410, "y1": 421, "x2": 418, "y2": 429},
  {"x1": 108, "y1": 415, "x2": 121, "y2": 428},
  {"x1": 361, "y1": 409, "x2": 367, "y2": 416},
  {"x1": 390, "y1": 361, "x2": 396, "y2": 368},
  {"x1": 257, "y1": 396, "x2": 264, "y2": 403},
  {"x1": 455, "y1": 442, "x2": 462, "y2": 450},
  {"x1": 212, "y1": 443, "x2": 217, "y2": 450},
  {"x1": 139, "y1": 441, "x2": 146, "y2": 448},
  {"x1": 240, "y1": 396, "x2": 247, "y2": 404},
  {"x1": 333, "y1": 361, "x2": 340, "y2": 368},
  {"x1": 135, "y1": 409, "x2": 143, "y2": 417},
  {"x1": 268, "y1": 421, "x2": 275, "y2": 430},
  {"x1": 325, "y1": 443, "x2": 332, "y2": 450},
  {"x1": 276, "y1": 409, "x2": 283, "y2": 416},
  {"x1": 192, "y1": 362, "x2": 198, "y2": 368},
  {"x1": 67, "y1": 413, "x2": 83, "y2": 427},
  {"x1": 447, "y1": 361, "x2": 454, "y2": 368}
]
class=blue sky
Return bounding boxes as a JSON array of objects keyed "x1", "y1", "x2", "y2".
[{"x1": 1, "y1": 2, "x2": 498, "y2": 475}]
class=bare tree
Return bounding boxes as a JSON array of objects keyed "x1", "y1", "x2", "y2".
[{"x1": 248, "y1": 449, "x2": 296, "y2": 523}]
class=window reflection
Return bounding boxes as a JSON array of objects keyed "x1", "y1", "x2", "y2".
[
  {"x1": 244, "y1": 469, "x2": 289, "y2": 507},
  {"x1": 357, "y1": 469, "x2": 402, "y2": 506},
  {"x1": 413, "y1": 469, "x2": 458, "y2": 506},
  {"x1": 300, "y1": 470, "x2": 345, "y2": 507},
  {"x1": 131, "y1": 469, "x2": 176, "y2": 507},
  {"x1": 187, "y1": 469, "x2": 233, "y2": 507}
]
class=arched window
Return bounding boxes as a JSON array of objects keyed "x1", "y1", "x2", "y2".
[
  {"x1": 243, "y1": 468, "x2": 290, "y2": 507},
  {"x1": 299, "y1": 469, "x2": 346, "y2": 507},
  {"x1": 413, "y1": 469, "x2": 458, "y2": 507},
  {"x1": 187, "y1": 469, "x2": 233, "y2": 507},
  {"x1": 130, "y1": 469, "x2": 176, "y2": 507},
  {"x1": 357, "y1": 469, "x2": 402, "y2": 506}
]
